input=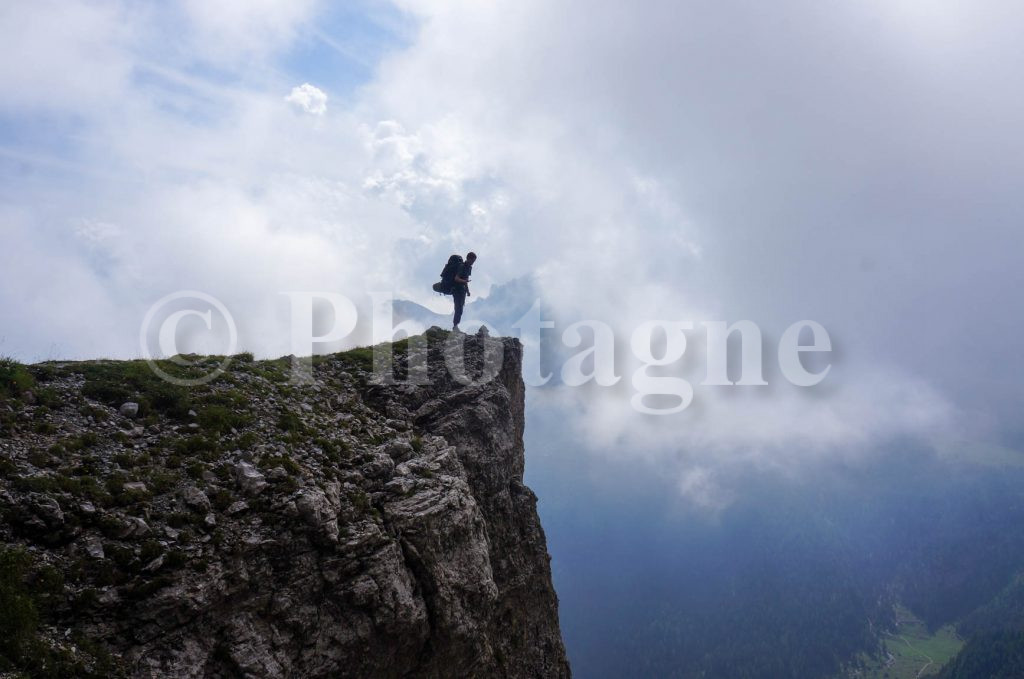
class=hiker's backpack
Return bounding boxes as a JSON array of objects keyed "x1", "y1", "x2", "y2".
[{"x1": 432, "y1": 254, "x2": 463, "y2": 295}]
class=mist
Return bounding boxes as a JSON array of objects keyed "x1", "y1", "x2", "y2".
[{"x1": 3, "y1": 3, "x2": 1024, "y2": 674}]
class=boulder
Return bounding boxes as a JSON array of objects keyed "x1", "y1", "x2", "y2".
[{"x1": 234, "y1": 461, "x2": 267, "y2": 495}]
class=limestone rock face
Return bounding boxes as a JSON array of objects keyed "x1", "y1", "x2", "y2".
[{"x1": 0, "y1": 329, "x2": 570, "y2": 678}]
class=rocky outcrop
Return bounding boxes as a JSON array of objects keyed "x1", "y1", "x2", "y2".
[{"x1": 0, "y1": 329, "x2": 570, "y2": 677}]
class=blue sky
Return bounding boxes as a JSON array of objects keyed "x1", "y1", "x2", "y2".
[
  {"x1": 0, "y1": 1, "x2": 412, "y2": 171},
  {"x1": 280, "y1": 3, "x2": 414, "y2": 95}
]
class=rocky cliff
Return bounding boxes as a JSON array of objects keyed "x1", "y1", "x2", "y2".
[{"x1": 0, "y1": 328, "x2": 570, "y2": 678}]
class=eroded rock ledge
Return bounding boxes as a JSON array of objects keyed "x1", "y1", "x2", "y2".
[{"x1": 0, "y1": 328, "x2": 570, "y2": 678}]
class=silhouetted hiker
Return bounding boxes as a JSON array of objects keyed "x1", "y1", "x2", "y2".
[{"x1": 452, "y1": 251, "x2": 476, "y2": 332}]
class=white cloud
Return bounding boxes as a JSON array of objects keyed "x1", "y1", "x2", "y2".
[
  {"x1": 2, "y1": 0, "x2": 1022, "y2": 485},
  {"x1": 0, "y1": 0, "x2": 131, "y2": 113},
  {"x1": 180, "y1": 0, "x2": 321, "y2": 64},
  {"x1": 355, "y1": 0, "x2": 1024, "y2": 454},
  {"x1": 678, "y1": 467, "x2": 734, "y2": 513},
  {"x1": 285, "y1": 83, "x2": 328, "y2": 115}
]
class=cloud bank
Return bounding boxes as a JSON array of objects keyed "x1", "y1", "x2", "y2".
[{"x1": 2, "y1": 0, "x2": 1022, "y2": 492}]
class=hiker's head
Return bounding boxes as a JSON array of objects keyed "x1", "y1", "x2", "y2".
[{"x1": 466, "y1": 252, "x2": 477, "y2": 263}]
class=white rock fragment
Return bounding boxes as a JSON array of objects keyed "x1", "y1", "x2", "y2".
[
  {"x1": 235, "y1": 461, "x2": 267, "y2": 495},
  {"x1": 181, "y1": 485, "x2": 212, "y2": 512},
  {"x1": 227, "y1": 500, "x2": 249, "y2": 515},
  {"x1": 85, "y1": 537, "x2": 105, "y2": 559}
]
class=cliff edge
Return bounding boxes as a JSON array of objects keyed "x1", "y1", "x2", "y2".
[{"x1": 0, "y1": 328, "x2": 570, "y2": 678}]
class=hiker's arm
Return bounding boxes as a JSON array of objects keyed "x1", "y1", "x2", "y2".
[{"x1": 454, "y1": 275, "x2": 469, "y2": 284}]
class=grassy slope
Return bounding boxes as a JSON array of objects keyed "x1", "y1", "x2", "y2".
[{"x1": 854, "y1": 607, "x2": 963, "y2": 678}]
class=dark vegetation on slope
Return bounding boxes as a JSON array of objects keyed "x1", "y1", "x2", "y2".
[
  {"x1": 530, "y1": 409, "x2": 1024, "y2": 679},
  {"x1": 0, "y1": 331, "x2": 568, "y2": 678}
]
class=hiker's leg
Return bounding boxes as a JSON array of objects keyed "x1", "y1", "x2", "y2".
[{"x1": 453, "y1": 290, "x2": 466, "y2": 326}]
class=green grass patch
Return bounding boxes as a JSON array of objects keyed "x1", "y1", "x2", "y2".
[
  {"x1": 168, "y1": 435, "x2": 220, "y2": 463},
  {"x1": 337, "y1": 346, "x2": 374, "y2": 372},
  {"x1": 73, "y1": 360, "x2": 198, "y2": 420},
  {"x1": 0, "y1": 357, "x2": 35, "y2": 400},
  {"x1": 259, "y1": 454, "x2": 301, "y2": 475},
  {"x1": 197, "y1": 404, "x2": 250, "y2": 434},
  {"x1": 62, "y1": 432, "x2": 100, "y2": 452},
  {"x1": 248, "y1": 357, "x2": 291, "y2": 383},
  {"x1": 33, "y1": 388, "x2": 61, "y2": 409},
  {"x1": 33, "y1": 421, "x2": 58, "y2": 435},
  {"x1": 27, "y1": 364, "x2": 58, "y2": 383},
  {"x1": 236, "y1": 431, "x2": 259, "y2": 449},
  {"x1": 79, "y1": 404, "x2": 109, "y2": 422},
  {"x1": 0, "y1": 547, "x2": 122, "y2": 677},
  {"x1": 0, "y1": 547, "x2": 41, "y2": 666},
  {"x1": 313, "y1": 436, "x2": 347, "y2": 461},
  {"x1": 335, "y1": 336, "x2": 418, "y2": 377},
  {"x1": 855, "y1": 606, "x2": 964, "y2": 678}
]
